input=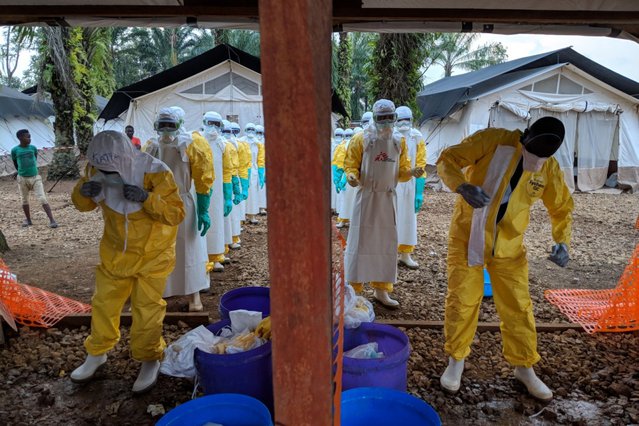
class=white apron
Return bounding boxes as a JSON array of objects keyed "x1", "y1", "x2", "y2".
[
  {"x1": 159, "y1": 139, "x2": 209, "y2": 297},
  {"x1": 246, "y1": 139, "x2": 260, "y2": 215},
  {"x1": 345, "y1": 131, "x2": 401, "y2": 283},
  {"x1": 340, "y1": 139, "x2": 357, "y2": 221},
  {"x1": 396, "y1": 130, "x2": 418, "y2": 246},
  {"x1": 206, "y1": 135, "x2": 226, "y2": 256}
]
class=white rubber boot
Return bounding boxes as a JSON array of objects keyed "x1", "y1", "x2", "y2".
[
  {"x1": 514, "y1": 366, "x2": 553, "y2": 401},
  {"x1": 229, "y1": 243, "x2": 241, "y2": 250},
  {"x1": 212, "y1": 262, "x2": 224, "y2": 272},
  {"x1": 398, "y1": 253, "x2": 419, "y2": 269},
  {"x1": 248, "y1": 215, "x2": 259, "y2": 225},
  {"x1": 70, "y1": 354, "x2": 107, "y2": 383},
  {"x1": 336, "y1": 221, "x2": 345, "y2": 229},
  {"x1": 189, "y1": 292, "x2": 203, "y2": 312},
  {"x1": 373, "y1": 289, "x2": 399, "y2": 309},
  {"x1": 222, "y1": 257, "x2": 232, "y2": 265},
  {"x1": 132, "y1": 360, "x2": 160, "y2": 394},
  {"x1": 440, "y1": 357, "x2": 464, "y2": 393}
]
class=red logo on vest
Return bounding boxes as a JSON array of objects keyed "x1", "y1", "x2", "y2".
[{"x1": 374, "y1": 152, "x2": 395, "y2": 162}]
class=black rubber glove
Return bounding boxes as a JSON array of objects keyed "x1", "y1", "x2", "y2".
[
  {"x1": 80, "y1": 181, "x2": 102, "y2": 198},
  {"x1": 549, "y1": 243, "x2": 570, "y2": 267},
  {"x1": 123, "y1": 184, "x2": 148, "y2": 203},
  {"x1": 456, "y1": 183, "x2": 491, "y2": 209}
]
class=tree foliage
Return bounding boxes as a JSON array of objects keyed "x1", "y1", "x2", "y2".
[
  {"x1": 366, "y1": 33, "x2": 430, "y2": 117},
  {"x1": 432, "y1": 33, "x2": 507, "y2": 77},
  {"x1": 336, "y1": 32, "x2": 353, "y2": 126}
]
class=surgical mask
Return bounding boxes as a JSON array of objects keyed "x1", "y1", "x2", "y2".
[
  {"x1": 376, "y1": 121, "x2": 395, "y2": 130},
  {"x1": 204, "y1": 125, "x2": 220, "y2": 138},
  {"x1": 247, "y1": 130, "x2": 256, "y2": 137},
  {"x1": 222, "y1": 131, "x2": 232, "y2": 140},
  {"x1": 522, "y1": 148, "x2": 548, "y2": 172},
  {"x1": 159, "y1": 131, "x2": 178, "y2": 144},
  {"x1": 396, "y1": 120, "x2": 411, "y2": 131}
]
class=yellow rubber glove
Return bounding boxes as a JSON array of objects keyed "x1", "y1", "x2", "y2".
[{"x1": 255, "y1": 316, "x2": 272, "y2": 340}]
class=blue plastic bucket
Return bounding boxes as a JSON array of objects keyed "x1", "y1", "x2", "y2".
[
  {"x1": 342, "y1": 322, "x2": 410, "y2": 391},
  {"x1": 341, "y1": 387, "x2": 441, "y2": 425},
  {"x1": 483, "y1": 268, "x2": 493, "y2": 297},
  {"x1": 194, "y1": 320, "x2": 274, "y2": 412},
  {"x1": 219, "y1": 287, "x2": 270, "y2": 320},
  {"x1": 156, "y1": 393, "x2": 273, "y2": 426}
]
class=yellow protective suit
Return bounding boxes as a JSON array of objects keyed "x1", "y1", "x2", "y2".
[
  {"x1": 72, "y1": 134, "x2": 185, "y2": 362},
  {"x1": 345, "y1": 132, "x2": 412, "y2": 293},
  {"x1": 332, "y1": 140, "x2": 349, "y2": 223},
  {"x1": 203, "y1": 133, "x2": 234, "y2": 264},
  {"x1": 437, "y1": 128, "x2": 573, "y2": 367},
  {"x1": 237, "y1": 140, "x2": 251, "y2": 180}
]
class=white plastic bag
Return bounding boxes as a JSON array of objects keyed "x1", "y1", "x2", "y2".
[
  {"x1": 229, "y1": 309, "x2": 263, "y2": 334},
  {"x1": 341, "y1": 284, "x2": 375, "y2": 329},
  {"x1": 344, "y1": 342, "x2": 384, "y2": 359},
  {"x1": 160, "y1": 326, "x2": 222, "y2": 378}
]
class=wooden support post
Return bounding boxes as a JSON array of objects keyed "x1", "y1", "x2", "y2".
[{"x1": 259, "y1": 0, "x2": 333, "y2": 424}]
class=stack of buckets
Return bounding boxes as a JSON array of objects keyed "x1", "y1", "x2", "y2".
[{"x1": 159, "y1": 286, "x2": 441, "y2": 425}]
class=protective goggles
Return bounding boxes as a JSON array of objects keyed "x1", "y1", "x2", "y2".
[
  {"x1": 204, "y1": 120, "x2": 222, "y2": 128},
  {"x1": 222, "y1": 129, "x2": 232, "y2": 134},
  {"x1": 374, "y1": 113, "x2": 397, "y2": 124},
  {"x1": 232, "y1": 129, "x2": 241, "y2": 135},
  {"x1": 154, "y1": 120, "x2": 179, "y2": 132},
  {"x1": 396, "y1": 118, "x2": 411, "y2": 124}
]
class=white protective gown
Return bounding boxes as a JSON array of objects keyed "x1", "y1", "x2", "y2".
[
  {"x1": 158, "y1": 135, "x2": 209, "y2": 297},
  {"x1": 396, "y1": 128, "x2": 420, "y2": 246},
  {"x1": 246, "y1": 136, "x2": 261, "y2": 215},
  {"x1": 345, "y1": 129, "x2": 402, "y2": 284},
  {"x1": 229, "y1": 137, "x2": 243, "y2": 236},
  {"x1": 205, "y1": 133, "x2": 226, "y2": 256}
]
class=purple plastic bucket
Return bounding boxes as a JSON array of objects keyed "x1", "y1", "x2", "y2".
[
  {"x1": 342, "y1": 322, "x2": 410, "y2": 391},
  {"x1": 219, "y1": 287, "x2": 270, "y2": 320},
  {"x1": 194, "y1": 320, "x2": 274, "y2": 413}
]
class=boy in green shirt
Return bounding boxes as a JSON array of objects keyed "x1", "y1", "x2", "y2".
[{"x1": 11, "y1": 129, "x2": 58, "y2": 228}]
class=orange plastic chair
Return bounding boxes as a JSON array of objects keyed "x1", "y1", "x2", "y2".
[
  {"x1": 545, "y1": 242, "x2": 639, "y2": 333},
  {"x1": 0, "y1": 259, "x2": 91, "y2": 328}
]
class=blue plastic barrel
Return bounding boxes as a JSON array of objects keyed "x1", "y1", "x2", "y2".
[
  {"x1": 219, "y1": 287, "x2": 270, "y2": 320},
  {"x1": 341, "y1": 387, "x2": 441, "y2": 425},
  {"x1": 483, "y1": 268, "x2": 493, "y2": 297},
  {"x1": 341, "y1": 322, "x2": 410, "y2": 391},
  {"x1": 194, "y1": 320, "x2": 274, "y2": 412},
  {"x1": 156, "y1": 393, "x2": 273, "y2": 426}
]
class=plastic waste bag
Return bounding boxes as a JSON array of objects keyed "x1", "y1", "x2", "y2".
[
  {"x1": 344, "y1": 342, "x2": 385, "y2": 359},
  {"x1": 341, "y1": 284, "x2": 375, "y2": 329},
  {"x1": 229, "y1": 309, "x2": 263, "y2": 334},
  {"x1": 160, "y1": 325, "x2": 222, "y2": 378}
]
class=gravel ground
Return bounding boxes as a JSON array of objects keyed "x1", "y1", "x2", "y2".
[{"x1": 0, "y1": 175, "x2": 637, "y2": 424}]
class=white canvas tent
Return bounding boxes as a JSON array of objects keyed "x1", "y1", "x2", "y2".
[
  {"x1": 419, "y1": 48, "x2": 639, "y2": 193},
  {"x1": 0, "y1": 86, "x2": 55, "y2": 177},
  {"x1": 99, "y1": 44, "x2": 348, "y2": 143}
]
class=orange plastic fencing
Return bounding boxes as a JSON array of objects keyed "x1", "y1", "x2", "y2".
[
  {"x1": 332, "y1": 224, "x2": 347, "y2": 426},
  {"x1": 545, "y1": 243, "x2": 639, "y2": 334},
  {"x1": 0, "y1": 259, "x2": 92, "y2": 328}
]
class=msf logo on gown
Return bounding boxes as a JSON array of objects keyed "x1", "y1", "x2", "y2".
[{"x1": 374, "y1": 152, "x2": 396, "y2": 162}]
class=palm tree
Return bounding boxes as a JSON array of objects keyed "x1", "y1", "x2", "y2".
[
  {"x1": 366, "y1": 33, "x2": 429, "y2": 116},
  {"x1": 129, "y1": 27, "x2": 199, "y2": 76},
  {"x1": 336, "y1": 32, "x2": 353, "y2": 125},
  {"x1": 432, "y1": 33, "x2": 507, "y2": 77},
  {"x1": 349, "y1": 32, "x2": 374, "y2": 120}
]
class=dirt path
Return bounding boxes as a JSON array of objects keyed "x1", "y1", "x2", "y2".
[{"x1": 0, "y1": 176, "x2": 637, "y2": 424}]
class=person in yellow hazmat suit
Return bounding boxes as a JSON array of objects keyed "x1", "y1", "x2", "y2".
[
  {"x1": 344, "y1": 99, "x2": 424, "y2": 308},
  {"x1": 146, "y1": 107, "x2": 214, "y2": 312},
  {"x1": 70, "y1": 131, "x2": 185, "y2": 393},
  {"x1": 227, "y1": 121, "x2": 246, "y2": 250},
  {"x1": 394, "y1": 106, "x2": 427, "y2": 269},
  {"x1": 200, "y1": 112, "x2": 235, "y2": 273},
  {"x1": 255, "y1": 124, "x2": 267, "y2": 215},
  {"x1": 232, "y1": 121, "x2": 251, "y2": 246},
  {"x1": 437, "y1": 116, "x2": 573, "y2": 401},
  {"x1": 243, "y1": 123, "x2": 265, "y2": 225},
  {"x1": 331, "y1": 128, "x2": 344, "y2": 213}
]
